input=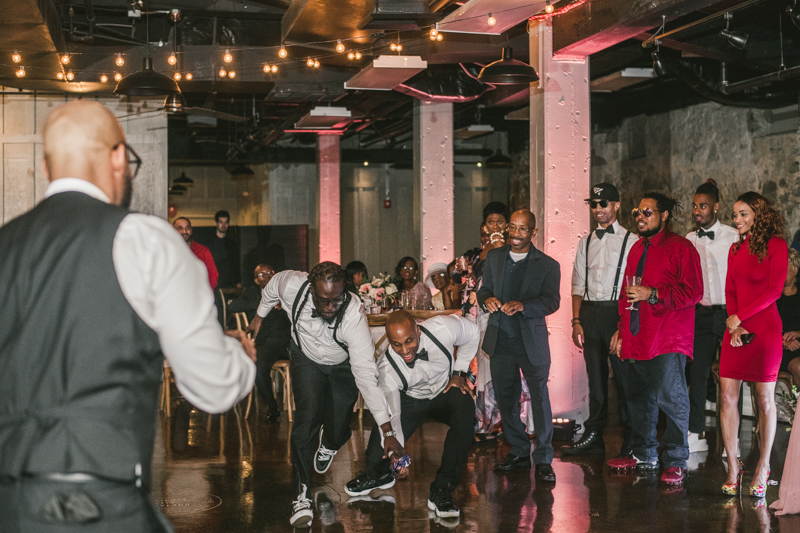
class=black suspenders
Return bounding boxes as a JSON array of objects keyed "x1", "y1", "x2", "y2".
[
  {"x1": 290, "y1": 280, "x2": 350, "y2": 354},
  {"x1": 584, "y1": 230, "x2": 631, "y2": 301},
  {"x1": 386, "y1": 326, "x2": 452, "y2": 392}
]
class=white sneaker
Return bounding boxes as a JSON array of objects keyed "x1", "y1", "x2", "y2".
[
  {"x1": 687, "y1": 432, "x2": 708, "y2": 453},
  {"x1": 314, "y1": 428, "x2": 337, "y2": 473},
  {"x1": 290, "y1": 484, "x2": 313, "y2": 528}
]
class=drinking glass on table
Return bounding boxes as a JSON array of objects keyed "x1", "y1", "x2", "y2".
[{"x1": 625, "y1": 276, "x2": 642, "y2": 311}]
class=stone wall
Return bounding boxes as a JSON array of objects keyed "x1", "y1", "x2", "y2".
[{"x1": 592, "y1": 101, "x2": 800, "y2": 240}]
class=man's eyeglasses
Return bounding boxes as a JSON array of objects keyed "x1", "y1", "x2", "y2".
[
  {"x1": 256, "y1": 271, "x2": 275, "y2": 279},
  {"x1": 588, "y1": 200, "x2": 609, "y2": 209},
  {"x1": 632, "y1": 208, "x2": 660, "y2": 218},
  {"x1": 113, "y1": 142, "x2": 142, "y2": 179},
  {"x1": 312, "y1": 293, "x2": 347, "y2": 307}
]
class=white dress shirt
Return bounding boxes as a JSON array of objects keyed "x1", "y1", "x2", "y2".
[
  {"x1": 44, "y1": 178, "x2": 256, "y2": 415},
  {"x1": 378, "y1": 315, "x2": 479, "y2": 445},
  {"x1": 686, "y1": 219, "x2": 739, "y2": 306},
  {"x1": 571, "y1": 220, "x2": 636, "y2": 301},
  {"x1": 256, "y1": 270, "x2": 391, "y2": 426}
]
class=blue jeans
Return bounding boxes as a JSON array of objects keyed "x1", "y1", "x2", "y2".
[{"x1": 626, "y1": 352, "x2": 690, "y2": 468}]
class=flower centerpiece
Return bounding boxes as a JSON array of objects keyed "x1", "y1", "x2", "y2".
[{"x1": 359, "y1": 273, "x2": 399, "y2": 311}]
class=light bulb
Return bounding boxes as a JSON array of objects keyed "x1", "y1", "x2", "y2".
[
  {"x1": 476, "y1": 162, "x2": 482, "y2": 167},
  {"x1": 61, "y1": 54, "x2": 70, "y2": 65},
  {"x1": 263, "y1": 64, "x2": 271, "y2": 73},
  {"x1": 66, "y1": 71, "x2": 74, "y2": 81},
  {"x1": 15, "y1": 66, "x2": 25, "y2": 78},
  {"x1": 355, "y1": 51, "x2": 362, "y2": 59},
  {"x1": 436, "y1": 33, "x2": 443, "y2": 41},
  {"x1": 57, "y1": 72, "x2": 64, "y2": 80},
  {"x1": 390, "y1": 43, "x2": 397, "y2": 51},
  {"x1": 347, "y1": 52, "x2": 355, "y2": 60},
  {"x1": 115, "y1": 54, "x2": 124, "y2": 67},
  {"x1": 271, "y1": 65, "x2": 278, "y2": 73},
  {"x1": 430, "y1": 28, "x2": 438, "y2": 38},
  {"x1": 307, "y1": 57, "x2": 314, "y2": 67},
  {"x1": 488, "y1": 13, "x2": 496, "y2": 26},
  {"x1": 228, "y1": 70, "x2": 236, "y2": 78},
  {"x1": 279, "y1": 45, "x2": 287, "y2": 58},
  {"x1": 100, "y1": 74, "x2": 108, "y2": 83},
  {"x1": 185, "y1": 72, "x2": 193, "y2": 81},
  {"x1": 219, "y1": 68, "x2": 227, "y2": 77},
  {"x1": 396, "y1": 44, "x2": 402, "y2": 52},
  {"x1": 173, "y1": 72, "x2": 181, "y2": 81},
  {"x1": 168, "y1": 53, "x2": 177, "y2": 65},
  {"x1": 114, "y1": 72, "x2": 122, "y2": 82},
  {"x1": 11, "y1": 51, "x2": 21, "y2": 63},
  {"x1": 223, "y1": 49, "x2": 233, "y2": 63},
  {"x1": 363, "y1": 161, "x2": 369, "y2": 167},
  {"x1": 313, "y1": 60, "x2": 320, "y2": 68},
  {"x1": 545, "y1": 1, "x2": 554, "y2": 13},
  {"x1": 336, "y1": 39, "x2": 345, "y2": 53}
]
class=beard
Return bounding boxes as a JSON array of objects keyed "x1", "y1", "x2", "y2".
[
  {"x1": 639, "y1": 220, "x2": 663, "y2": 238},
  {"x1": 120, "y1": 176, "x2": 133, "y2": 209}
]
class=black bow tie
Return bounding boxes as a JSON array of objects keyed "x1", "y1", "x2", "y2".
[
  {"x1": 595, "y1": 225, "x2": 615, "y2": 240},
  {"x1": 406, "y1": 348, "x2": 429, "y2": 368},
  {"x1": 697, "y1": 229, "x2": 715, "y2": 240}
]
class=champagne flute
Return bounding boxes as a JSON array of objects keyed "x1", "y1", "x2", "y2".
[{"x1": 625, "y1": 276, "x2": 642, "y2": 311}]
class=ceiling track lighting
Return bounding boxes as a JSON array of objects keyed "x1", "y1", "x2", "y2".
[
  {"x1": 719, "y1": 12, "x2": 748, "y2": 49},
  {"x1": 651, "y1": 49, "x2": 669, "y2": 77},
  {"x1": 789, "y1": 4, "x2": 800, "y2": 30}
]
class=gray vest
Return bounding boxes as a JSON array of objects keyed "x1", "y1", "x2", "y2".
[{"x1": 0, "y1": 192, "x2": 162, "y2": 484}]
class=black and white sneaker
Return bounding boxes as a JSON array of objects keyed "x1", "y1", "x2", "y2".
[
  {"x1": 344, "y1": 471, "x2": 396, "y2": 497},
  {"x1": 427, "y1": 487, "x2": 460, "y2": 518},
  {"x1": 314, "y1": 428, "x2": 337, "y2": 473},
  {"x1": 429, "y1": 510, "x2": 460, "y2": 529},
  {"x1": 289, "y1": 484, "x2": 313, "y2": 528}
]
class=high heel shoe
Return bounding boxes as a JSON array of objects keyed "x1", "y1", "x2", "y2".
[
  {"x1": 749, "y1": 468, "x2": 771, "y2": 498},
  {"x1": 721, "y1": 460, "x2": 744, "y2": 496}
]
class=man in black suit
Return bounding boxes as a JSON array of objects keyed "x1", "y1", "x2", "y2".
[{"x1": 477, "y1": 209, "x2": 561, "y2": 483}]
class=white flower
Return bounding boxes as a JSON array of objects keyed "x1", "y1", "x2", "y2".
[{"x1": 385, "y1": 283, "x2": 398, "y2": 296}]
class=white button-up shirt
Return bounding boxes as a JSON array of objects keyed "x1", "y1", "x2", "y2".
[
  {"x1": 686, "y1": 219, "x2": 739, "y2": 306},
  {"x1": 378, "y1": 315, "x2": 479, "y2": 445},
  {"x1": 571, "y1": 220, "x2": 636, "y2": 301},
  {"x1": 257, "y1": 270, "x2": 391, "y2": 425},
  {"x1": 45, "y1": 178, "x2": 256, "y2": 415}
]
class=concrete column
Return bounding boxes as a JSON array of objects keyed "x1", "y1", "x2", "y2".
[
  {"x1": 413, "y1": 101, "x2": 454, "y2": 279},
  {"x1": 529, "y1": 20, "x2": 592, "y2": 422},
  {"x1": 317, "y1": 134, "x2": 341, "y2": 264}
]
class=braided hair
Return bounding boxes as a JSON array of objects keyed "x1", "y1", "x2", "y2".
[
  {"x1": 642, "y1": 191, "x2": 682, "y2": 222},
  {"x1": 295, "y1": 262, "x2": 351, "y2": 351}
]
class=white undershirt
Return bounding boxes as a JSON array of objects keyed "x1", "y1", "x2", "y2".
[
  {"x1": 509, "y1": 251, "x2": 528, "y2": 262},
  {"x1": 44, "y1": 178, "x2": 256, "y2": 415}
]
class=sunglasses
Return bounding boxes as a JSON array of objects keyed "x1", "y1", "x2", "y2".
[
  {"x1": 588, "y1": 200, "x2": 609, "y2": 209},
  {"x1": 632, "y1": 208, "x2": 660, "y2": 218}
]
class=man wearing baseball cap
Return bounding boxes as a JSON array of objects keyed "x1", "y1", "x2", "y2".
[{"x1": 563, "y1": 182, "x2": 636, "y2": 457}]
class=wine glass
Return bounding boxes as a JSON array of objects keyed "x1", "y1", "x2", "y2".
[{"x1": 625, "y1": 275, "x2": 642, "y2": 311}]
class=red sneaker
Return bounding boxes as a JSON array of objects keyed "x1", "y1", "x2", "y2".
[
  {"x1": 607, "y1": 456, "x2": 637, "y2": 470},
  {"x1": 660, "y1": 467, "x2": 685, "y2": 485}
]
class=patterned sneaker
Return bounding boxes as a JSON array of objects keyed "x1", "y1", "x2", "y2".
[
  {"x1": 344, "y1": 471, "x2": 396, "y2": 497},
  {"x1": 314, "y1": 428, "x2": 337, "y2": 474},
  {"x1": 289, "y1": 484, "x2": 313, "y2": 528},
  {"x1": 660, "y1": 466, "x2": 686, "y2": 485}
]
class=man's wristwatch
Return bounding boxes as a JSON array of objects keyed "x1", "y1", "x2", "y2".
[
  {"x1": 451, "y1": 371, "x2": 468, "y2": 379},
  {"x1": 648, "y1": 287, "x2": 659, "y2": 305},
  {"x1": 383, "y1": 430, "x2": 397, "y2": 438}
]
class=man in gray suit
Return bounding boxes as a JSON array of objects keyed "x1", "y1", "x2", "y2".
[{"x1": 477, "y1": 209, "x2": 561, "y2": 483}]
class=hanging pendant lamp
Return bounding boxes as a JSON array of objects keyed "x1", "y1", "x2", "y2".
[
  {"x1": 115, "y1": 57, "x2": 181, "y2": 96},
  {"x1": 230, "y1": 165, "x2": 255, "y2": 180},
  {"x1": 484, "y1": 149, "x2": 513, "y2": 168},
  {"x1": 477, "y1": 47, "x2": 539, "y2": 85},
  {"x1": 173, "y1": 171, "x2": 194, "y2": 186},
  {"x1": 164, "y1": 92, "x2": 186, "y2": 112}
]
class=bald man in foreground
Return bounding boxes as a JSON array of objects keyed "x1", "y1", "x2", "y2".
[
  {"x1": 0, "y1": 101, "x2": 256, "y2": 532},
  {"x1": 344, "y1": 310, "x2": 478, "y2": 522}
]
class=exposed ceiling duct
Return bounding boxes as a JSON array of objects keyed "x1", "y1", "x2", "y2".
[
  {"x1": 295, "y1": 107, "x2": 353, "y2": 129},
  {"x1": 591, "y1": 68, "x2": 656, "y2": 92},
  {"x1": 359, "y1": 0, "x2": 439, "y2": 30},
  {"x1": 437, "y1": 0, "x2": 548, "y2": 35},
  {"x1": 345, "y1": 55, "x2": 428, "y2": 90},
  {"x1": 394, "y1": 64, "x2": 486, "y2": 102}
]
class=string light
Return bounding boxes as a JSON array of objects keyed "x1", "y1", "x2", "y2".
[
  {"x1": 529, "y1": 0, "x2": 588, "y2": 21},
  {"x1": 279, "y1": 45, "x2": 287, "y2": 58},
  {"x1": 271, "y1": 65, "x2": 278, "y2": 73},
  {"x1": 173, "y1": 72, "x2": 181, "y2": 81},
  {"x1": 436, "y1": 33, "x2": 443, "y2": 41},
  {"x1": 545, "y1": 1, "x2": 554, "y2": 13},
  {"x1": 15, "y1": 66, "x2": 25, "y2": 78},
  {"x1": 307, "y1": 57, "x2": 315, "y2": 67},
  {"x1": 223, "y1": 49, "x2": 233, "y2": 63},
  {"x1": 168, "y1": 53, "x2": 177, "y2": 65},
  {"x1": 114, "y1": 72, "x2": 122, "y2": 82},
  {"x1": 348, "y1": 52, "x2": 355, "y2": 60},
  {"x1": 355, "y1": 51, "x2": 362, "y2": 59},
  {"x1": 12, "y1": 51, "x2": 21, "y2": 63},
  {"x1": 185, "y1": 72, "x2": 193, "y2": 81},
  {"x1": 476, "y1": 162, "x2": 482, "y2": 167},
  {"x1": 264, "y1": 64, "x2": 271, "y2": 73},
  {"x1": 313, "y1": 60, "x2": 320, "y2": 68},
  {"x1": 57, "y1": 72, "x2": 64, "y2": 80},
  {"x1": 61, "y1": 54, "x2": 70, "y2": 65},
  {"x1": 336, "y1": 39, "x2": 345, "y2": 53},
  {"x1": 219, "y1": 68, "x2": 227, "y2": 77},
  {"x1": 66, "y1": 71, "x2": 74, "y2": 81},
  {"x1": 228, "y1": 70, "x2": 236, "y2": 78},
  {"x1": 100, "y1": 74, "x2": 108, "y2": 83},
  {"x1": 430, "y1": 29, "x2": 438, "y2": 40},
  {"x1": 488, "y1": 13, "x2": 497, "y2": 26},
  {"x1": 115, "y1": 54, "x2": 124, "y2": 67},
  {"x1": 390, "y1": 43, "x2": 403, "y2": 52}
]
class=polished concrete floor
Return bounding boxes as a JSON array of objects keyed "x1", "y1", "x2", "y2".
[{"x1": 151, "y1": 390, "x2": 798, "y2": 532}]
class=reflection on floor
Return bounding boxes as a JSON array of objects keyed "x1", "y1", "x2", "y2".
[{"x1": 151, "y1": 398, "x2": 797, "y2": 532}]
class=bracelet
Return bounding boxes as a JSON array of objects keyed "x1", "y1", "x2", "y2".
[
  {"x1": 489, "y1": 232, "x2": 504, "y2": 244},
  {"x1": 571, "y1": 318, "x2": 581, "y2": 325}
]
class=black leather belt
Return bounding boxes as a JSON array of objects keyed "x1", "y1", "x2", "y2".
[
  {"x1": 582, "y1": 300, "x2": 618, "y2": 308},
  {"x1": 697, "y1": 304, "x2": 726, "y2": 311}
]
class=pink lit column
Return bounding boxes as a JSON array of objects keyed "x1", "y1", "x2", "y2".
[
  {"x1": 530, "y1": 19, "x2": 591, "y2": 425},
  {"x1": 317, "y1": 134, "x2": 341, "y2": 264},
  {"x1": 413, "y1": 101, "x2": 454, "y2": 278}
]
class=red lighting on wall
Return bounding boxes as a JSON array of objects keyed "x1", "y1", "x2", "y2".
[{"x1": 528, "y1": 0, "x2": 588, "y2": 22}]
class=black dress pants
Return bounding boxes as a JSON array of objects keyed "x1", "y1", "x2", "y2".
[
  {"x1": 254, "y1": 333, "x2": 290, "y2": 415},
  {"x1": 364, "y1": 388, "x2": 475, "y2": 492},
  {"x1": 490, "y1": 351, "x2": 554, "y2": 464},
  {"x1": 0, "y1": 476, "x2": 173, "y2": 533},
  {"x1": 579, "y1": 304, "x2": 631, "y2": 444},
  {"x1": 687, "y1": 306, "x2": 726, "y2": 433},
  {"x1": 289, "y1": 343, "x2": 359, "y2": 493}
]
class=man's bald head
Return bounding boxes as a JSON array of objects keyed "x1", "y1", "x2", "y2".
[
  {"x1": 42, "y1": 101, "x2": 131, "y2": 207},
  {"x1": 508, "y1": 209, "x2": 537, "y2": 253},
  {"x1": 511, "y1": 209, "x2": 536, "y2": 229},
  {"x1": 386, "y1": 310, "x2": 420, "y2": 362}
]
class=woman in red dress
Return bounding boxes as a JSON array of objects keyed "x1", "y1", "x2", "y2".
[{"x1": 720, "y1": 191, "x2": 788, "y2": 498}]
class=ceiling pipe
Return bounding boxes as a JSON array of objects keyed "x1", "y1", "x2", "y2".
[
  {"x1": 69, "y1": 1, "x2": 96, "y2": 44},
  {"x1": 721, "y1": 64, "x2": 800, "y2": 94}
]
